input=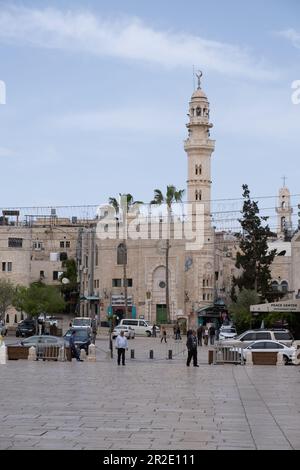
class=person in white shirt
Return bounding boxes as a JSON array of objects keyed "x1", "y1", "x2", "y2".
[{"x1": 115, "y1": 330, "x2": 128, "y2": 366}]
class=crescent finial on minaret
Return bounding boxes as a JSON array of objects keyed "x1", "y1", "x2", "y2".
[{"x1": 196, "y1": 71, "x2": 203, "y2": 90}]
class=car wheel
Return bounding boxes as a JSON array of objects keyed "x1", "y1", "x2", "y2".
[
  {"x1": 283, "y1": 355, "x2": 289, "y2": 365},
  {"x1": 146, "y1": 331, "x2": 151, "y2": 337},
  {"x1": 16, "y1": 331, "x2": 19, "y2": 337}
]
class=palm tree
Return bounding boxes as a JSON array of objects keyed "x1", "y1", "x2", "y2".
[
  {"x1": 151, "y1": 185, "x2": 185, "y2": 323},
  {"x1": 108, "y1": 194, "x2": 142, "y2": 318}
]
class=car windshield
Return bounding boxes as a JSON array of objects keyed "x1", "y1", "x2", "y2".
[
  {"x1": 72, "y1": 319, "x2": 91, "y2": 327},
  {"x1": 73, "y1": 330, "x2": 89, "y2": 339}
]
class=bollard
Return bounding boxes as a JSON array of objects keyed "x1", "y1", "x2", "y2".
[
  {"x1": 28, "y1": 346, "x2": 37, "y2": 361},
  {"x1": 149, "y1": 350, "x2": 154, "y2": 359},
  {"x1": 0, "y1": 344, "x2": 7, "y2": 364},
  {"x1": 168, "y1": 350, "x2": 172, "y2": 360},
  {"x1": 245, "y1": 351, "x2": 253, "y2": 366},
  {"x1": 80, "y1": 348, "x2": 87, "y2": 361},
  {"x1": 87, "y1": 343, "x2": 96, "y2": 362},
  {"x1": 276, "y1": 352, "x2": 285, "y2": 366},
  {"x1": 58, "y1": 346, "x2": 65, "y2": 362},
  {"x1": 130, "y1": 349, "x2": 135, "y2": 359}
]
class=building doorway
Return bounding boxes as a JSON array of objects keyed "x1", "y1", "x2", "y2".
[{"x1": 156, "y1": 304, "x2": 167, "y2": 324}]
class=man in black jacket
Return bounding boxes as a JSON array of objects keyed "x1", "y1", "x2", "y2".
[{"x1": 186, "y1": 330, "x2": 199, "y2": 367}]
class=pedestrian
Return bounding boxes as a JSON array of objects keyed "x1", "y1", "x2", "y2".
[
  {"x1": 203, "y1": 326, "x2": 209, "y2": 346},
  {"x1": 173, "y1": 324, "x2": 177, "y2": 339},
  {"x1": 69, "y1": 330, "x2": 82, "y2": 362},
  {"x1": 186, "y1": 330, "x2": 199, "y2": 367},
  {"x1": 209, "y1": 325, "x2": 216, "y2": 345},
  {"x1": 92, "y1": 319, "x2": 97, "y2": 344},
  {"x1": 175, "y1": 324, "x2": 181, "y2": 340},
  {"x1": 215, "y1": 327, "x2": 220, "y2": 342},
  {"x1": 152, "y1": 324, "x2": 157, "y2": 337},
  {"x1": 160, "y1": 326, "x2": 167, "y2": 343},
  {"x1": 115, "y1": 330, "x2": 128, "y2": 366},
  {"x1": 197, "y1": 325, "x2": 203, "y2": 346}
]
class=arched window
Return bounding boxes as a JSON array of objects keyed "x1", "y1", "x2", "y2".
[
  {"x1": 282, "y1": 201, "x2": 286, "y2": 209},
  {"x1": 203, "y1": 279, "x2": 205, "y2": 287},
  {"x1": 199, "y1": 165, "x2": 202, "y2": 175},
  {"x1": 281, "y1": 217, "x2": 286, "y2": 231},
  {"x1": 281, "y1": 281, "x2": 289, "y2": 293},
  {"x1": 195, "y1": 165, "x2": 198, "y2": 175},
  {"x1": 196, "y1": 107, "x2": 201, "y2": 117},
  {"x1": 117, "y1": 243, "x2": 127, "y2": 265},
  {"x1": 271, "y1": 280, "x2": 279, "y2": 292},
  {"x1": 199, "y1": 190, "x2": 202, "y2": 201}
]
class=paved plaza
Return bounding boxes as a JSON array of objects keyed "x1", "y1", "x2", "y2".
[{"x1": 1, "y1": 337, "x2": 300, "y2": 450}]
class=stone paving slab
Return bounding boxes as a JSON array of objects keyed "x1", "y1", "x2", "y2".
[{"x1": 1, "y1": 337, "x2": 300, "y2": 450}]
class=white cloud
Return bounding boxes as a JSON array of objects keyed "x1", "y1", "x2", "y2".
[
  {"x1": 0, "y1": 6, "x2": 278, "y2": 80},
  {"x1": 277, "y1": 29, "x2": 300, "y2": 49}
]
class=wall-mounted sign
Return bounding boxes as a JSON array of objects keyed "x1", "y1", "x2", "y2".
[{"x1": 111, "y1": 294, "x2": 133, "y2": 306}]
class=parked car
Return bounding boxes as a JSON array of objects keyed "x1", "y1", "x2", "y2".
[
  {"x1": 119, "y1": 319, "x2": 159, "y2": 337},
  {"x1": 112, "y1": 325, "x2": 135, "y2": 340},
  {"x1": 220, "y1": 329, "x2": 294, "y2": 347},
  {"x1": 18, "y1": 335, "x2": 64, "y2": 347},
  {"x1": 64, "y1": 328, "x2": 92, "y2": 354},
  {"x1": 70, "y1": 317, "x2": 92, "y2": 333},
  {"x1": 219, "y1": 325, "x2": 237, "y2": 340},
  {"x1": 0, "y1": 320, "x2": 7, "y2": 336},
  {"x1": 16, "y1": 320, "x2": 36, "y2": 338},
  {"x1": 241, "y1": 340, "x2": 296, "y2": 365}
]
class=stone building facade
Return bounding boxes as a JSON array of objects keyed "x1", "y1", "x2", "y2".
[{"x1": 0, "y1": 213, "x2": 82, "y2": 324}]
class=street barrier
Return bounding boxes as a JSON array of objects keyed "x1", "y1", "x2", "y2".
[{"x1": 213, "y1": 345, "x2": 244, "y2": 365}]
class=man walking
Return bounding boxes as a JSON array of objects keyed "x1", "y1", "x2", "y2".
[
  {"x1": 69, "y1": 330, "x2": 82, "y2": 362},
  {"x1": 197, "y1": 325, "x2": 203, "y2": 346},
  {"x1": 186, "y1": 330, "x2": 199, "y2": 367},
  {"x1": 209, "y1": 325, "x2": 216, "y2": 345},
  {"x1": 115, "y1": 330, "x2": 128, "y2": 366}
]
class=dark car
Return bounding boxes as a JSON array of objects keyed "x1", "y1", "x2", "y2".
[
  {"x1": 16, "y1": 320, "x2": 36, "y2": 338},
  {"x1": 64, "y1": 328, "x2": 91, "y2": 354}
]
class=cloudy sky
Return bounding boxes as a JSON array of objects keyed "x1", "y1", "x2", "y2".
[{"x1": 0, "y1": 0, "x2": 299, "y2": 222}]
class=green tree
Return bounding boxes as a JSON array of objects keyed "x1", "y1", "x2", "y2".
[
  {"x1": 0, "y1": 279, "x2": 15, "y2": 322},
  {"x1": 151, "y1": 185, "x2": 185, "y2": 323},
  {"x1": 108, "y1": 194, "x2": 143, "y2": 318},
  {"x1": 13, "y1": 282, "x2": 65, "y2": 322},
  {"x1": 229, "y1": 289, "x2": 260, "y2": 334},
  {"x1": 232, "y1": 185, "x2": 277, "y2": 301},
  {"x1": 59, "y1": 258, "x2": 79, "y2": 314}
]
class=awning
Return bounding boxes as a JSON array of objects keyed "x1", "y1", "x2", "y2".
[
  {"x1": 250, "y1": 300, "x2": 300, "y2": 313},
  {"x1": 83, "y1": 296, "x2": 100, "y2": 301}
]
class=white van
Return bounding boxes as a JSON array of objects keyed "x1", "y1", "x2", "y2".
[
  {"x1": 72, "y1": 317, "x2": 92, "y2": 330},
  {"x1": 119, "y1": 319, "x2": 154, "y2": 337}
]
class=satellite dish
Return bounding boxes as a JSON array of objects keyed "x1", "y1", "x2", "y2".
[{"x1": 61, "y1": 278, "x2": 70, "y2": 285}]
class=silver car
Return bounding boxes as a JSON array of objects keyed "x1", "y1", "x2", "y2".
[{"x1": 112, "y1": 325, "x2": 135, "y2": 340}]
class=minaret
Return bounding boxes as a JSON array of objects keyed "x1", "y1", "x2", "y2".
[
  {"x1": 276, "y1": 180, "x2": 293, "y2": 239},
  {"x1": 184, "y1": 72, "x2": 216, "y2": 312},
  {"x1": 184, "y1": 72, "x2": 215, "y2": 217}
]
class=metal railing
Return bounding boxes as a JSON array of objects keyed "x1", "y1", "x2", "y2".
[
  {"x1": 213, "y1": 344, "x2": 244, "y2": 365},
  {"x1": 35, "y1": 345, "x2": 69, "y2": 361}
]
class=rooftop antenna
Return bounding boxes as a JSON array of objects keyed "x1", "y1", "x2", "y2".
[
  {"x1": 193, "y1": 65, "x2": 196, "y2": 90},
  {"x1": 281, "y1": 176, "x2": 287, "y2": 188}
]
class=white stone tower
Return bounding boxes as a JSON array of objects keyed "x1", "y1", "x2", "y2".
[
  {"x1": 276, "y1": 182, "x2": 293, "y2": 239},
  {"x1": 184, "y1": 72, "x2": 216, "y2": 314},
  {"x1": 184, "y1": 72, "x2": 215, "y2": 216}
]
